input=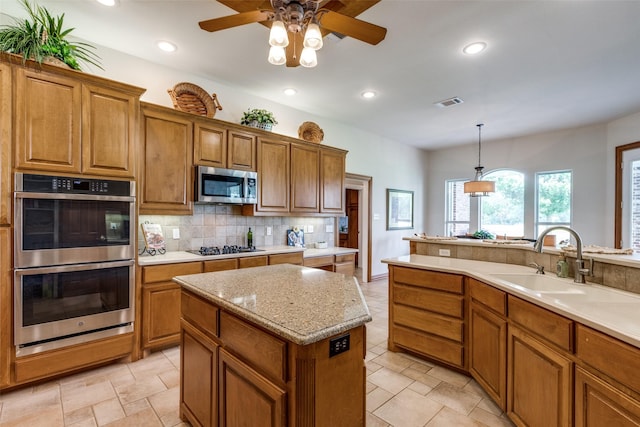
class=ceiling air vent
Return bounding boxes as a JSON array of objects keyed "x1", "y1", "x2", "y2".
[{"x1": 434, "y1": 97, "x2": 464, "y2": 108}]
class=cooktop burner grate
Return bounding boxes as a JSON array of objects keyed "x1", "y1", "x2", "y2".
[{"x1": 187, "y1": 245, "x2": 261, "y2": 256}]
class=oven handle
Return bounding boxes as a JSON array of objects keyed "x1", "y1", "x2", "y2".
[
  {"x1": 14, "y1": 192, "x2": 135, "y2": 203},
  {"x1": 14, "y1": 259, "x2": 135, "y2": 275}
]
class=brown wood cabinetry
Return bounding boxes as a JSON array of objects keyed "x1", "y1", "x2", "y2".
[
  {"x1": 139, "y1": 103, "x2": 194, "y2": 215},
  {"x1": 227, "y1": 129, "x2": 256, "y2": 171},
  {"x1": 320, "y1": 148, "x2": 345, "y2": 214},
  {"x1": 254, "y1": 137, "x2": 290, "y2": 213},
  {"x1": 304, "y1": 253, "x2": 356, "y2": 275},
  {"x1": 14, "y1": 67, "x2": 141, "y2": 177},
  {"x1": 0, "y1": 228, "x2": 10, "y2": 388},
  {"x1": 238, "y1": 255, "x2": 268, "y2": 268},
  {"x1": 268, "y1": 252, "x2": 303, "y2": 265},
  {"x1": 468, "y1": 278, "x2": 507, "y2": 409},
  {"x1": 194, "y1": 121, "x2": 256, "y2": 171},
  {"x1": 204, "y1": 258, "x2": 238, "y2": 272},
  {"x1": 388, "y1": 266, "x2": 466, "y2": 369},
  {"x1": 0, "y1": 62, "x2": 11, "y2": 226},
  {"x1": 291, "y1": 143, "x2": 320, "y2": 213}
]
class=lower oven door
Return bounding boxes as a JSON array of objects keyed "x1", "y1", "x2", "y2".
[{"x1": 14, "y1": 260, "x2": 135, "y2": 355}]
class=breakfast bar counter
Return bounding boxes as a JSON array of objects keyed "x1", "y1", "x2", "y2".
[{"x1": 173, "y1": 264, "x2": 371, "y2": 427}]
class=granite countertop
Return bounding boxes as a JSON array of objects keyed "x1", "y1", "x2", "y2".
[
  {"x1": 382, "y1": 254, "x2": 640, "y2": 348},
  {"x1": 173, "y1": 264, "x2": 371, "y2": 346},
  {"x1": 138, "y1": 245, "x2": 357, "y2": 266}
]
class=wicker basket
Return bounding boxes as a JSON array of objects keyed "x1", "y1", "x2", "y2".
[
  {"x1": 298, "y1": 121, "x2": 324, "y2": 143},
  {"x1": 167, "y1": 82, "x2": 222, "y2": 118}
]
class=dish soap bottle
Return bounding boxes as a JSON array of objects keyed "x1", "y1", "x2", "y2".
[
  {"x1": 247, "y1": 227, "x2": 253, "y2": 247},
  {"x1": 556, "y1": 253, "x2": 569, "y2": 278}
]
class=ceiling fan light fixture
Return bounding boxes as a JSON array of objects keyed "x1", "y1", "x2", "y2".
[
  {"x1": 303, "y1": 22, "x2": 323, "y2": 50},
  {"x1": 299, "y1": 47, "x2": 318, "y2": 67},
  {"x1": 268, "y1": 45, "x2": 287, "y2": 65},
  {"x1": 464, "y1": 123, "x2": 495, "y2": 197},
  {"x1": 269, "y1": 18, "x2": 289, "y2": 47}
]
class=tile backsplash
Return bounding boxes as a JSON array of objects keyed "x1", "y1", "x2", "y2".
[{"x1": 139, "y1": 204, "x2": 335, "y2": 252}]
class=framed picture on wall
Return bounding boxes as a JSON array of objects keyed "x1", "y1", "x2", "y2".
[{"x1": 387, "y1": 189, "x2": 414, "y2": 230}]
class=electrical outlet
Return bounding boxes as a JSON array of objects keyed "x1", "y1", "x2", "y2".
[
  {"x1": 266, "y1": 226, "x2": 272, "y2": 236},
  {"x1": 306, "y1": 225, "x2": 314, "y2": 233},
  {"x1": 326, "y1": 225, "x2": 333, "y2": 233},
  {"x1": 373, "y1": 213, "x2": 380, "y2": 220},
  {"x1": 329, "y1": 333, "x2": 350, "y2": 358},
  {"x1": 439, "y1": 249, "x2": 450, "y2": 257},
  {"x1": 172, "y1": 228, "x2": 180, "y2": 239}
]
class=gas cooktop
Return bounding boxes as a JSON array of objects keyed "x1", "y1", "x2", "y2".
[{"x1": 187, "y1": 245, "x2": 263, "y2": 256}]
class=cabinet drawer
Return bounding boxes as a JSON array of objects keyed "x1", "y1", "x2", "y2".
[
  {"x1": 334, "y1": 262, "x2": 354, "y2": 276},
  {"x1": 203, "y1": 258, "x2": 238, "y2": 272},
  {"x1": 269, "y1": 252, "x2": 303, "y2": 265},
  {"x1": 393, "y1": 325, "x2": 464, "y2": 368},
  {"x1": 393, "y1": 284, "x2": 464, "y2": 318},
  {"x1": 143, "y1": 262, "x2": 202, "y2": 283},
  {"x1": 181, "y1": 290, "x2": 219, "y2": 338},
  {"x1": 335, "y1": 253, "x2": 355, "y2": 263},
  {"x1": 303, "y1": 255, "x2": 334, "y2": 268},
  {"x1": 576, "y1": 324, "x2": 640, "y2": 395},
  {"x1": 239, "y1": 256, "x2": 268, "y2": 268},
  {"x1": 219, "y1": 311, "x2": 286, "y2": 383},
  {"x1": 392, "y1": 266, "x2": 463, "y2": 294},
  {"x1": 469, "y1": 278, "x2": 506, "y2": 316},
  {"x1": 508, "y1": 296, "x2": 574, "y2": 352},
  {"x1": 393, "y1": 304, "x2": 463, "y2": 343}
]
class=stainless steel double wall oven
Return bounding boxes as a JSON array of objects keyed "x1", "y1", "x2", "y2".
[{"x1": 14, "y1": 173, "x2": 136, "y2": 356}]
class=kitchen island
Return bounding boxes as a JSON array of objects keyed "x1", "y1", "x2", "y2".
[{"x1": 173, "y1": 264, "x2": 371, "y2": 427}]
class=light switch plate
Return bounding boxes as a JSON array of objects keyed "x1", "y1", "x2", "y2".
[
  {"x1": 326, "y1": 225, "x2": 333, "y2": 233},
  {"x1": 172, "y1": 228, "x2": 180, "y2": 239},
  {"x1": 306, "y1": 225, "x2": 314, "y2": 233},
  {"x1": 266, "y1": 226, "x2": 272, "y2": 236}
]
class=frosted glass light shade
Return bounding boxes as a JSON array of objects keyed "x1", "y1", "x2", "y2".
[
  {"x1": 269, "y1": 20, "x2": 289, "y2": 47},
  {"x1": 268, "y1": 46, "x2": 287, "y2": 65},
  {"x1": 464, "y1": 180, "x2": 495, "y2": 196},
  {"x1": 303, "y1": 23, "x2": 323, "y2": 50},
  {"x1": 299, "y1": 47, "x2": 317, "y2": 67}
]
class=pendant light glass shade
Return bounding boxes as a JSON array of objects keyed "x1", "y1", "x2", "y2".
[
  {"x1": 464, "y1": 123, "x2": 495, "y2": 197},
  {"x1": 299, "y1": 47, "x2": 318, "y2": 67},
  {"x1": 269, "y1": 19, "x2": 289, "y2": 47},
  {"x1": 268, "y1": 46, "x2": 287, "y2": 65},
  {"x1": 303, "y1": 22, "x2": 323, "y2": 50}
]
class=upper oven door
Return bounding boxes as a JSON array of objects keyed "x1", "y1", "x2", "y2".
[{"x1": 14, "y1": 186, "x2": 136, "y2": 268}]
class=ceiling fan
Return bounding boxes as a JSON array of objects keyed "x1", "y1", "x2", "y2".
[{"x1": 198, "y1": 0, "x2": 387, "y2": 67}]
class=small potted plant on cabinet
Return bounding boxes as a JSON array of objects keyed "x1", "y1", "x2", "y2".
[
  {"x1": 0, "y1": 0, "x2": 102, "y2": 70},
  {"x1": 240, "y1": 108, "x2": 278, "y2": 131}
]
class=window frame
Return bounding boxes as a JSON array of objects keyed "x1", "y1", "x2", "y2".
[
  {"x1": 478, "y1": 169, "x2": 526, "y2": 238},
  {"x1": 535, "y1": 169, "x2": 573, "y2": 238},
  {"x1": 444, "y1": 178, "x2": 470, "y2": 237}
]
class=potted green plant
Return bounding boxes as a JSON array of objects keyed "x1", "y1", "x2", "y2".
[
  {"x1": 0, "y1": 0, "x2": 102, "y2": 70},
  {"x1": 240, "y1": 108, "x2": 278, "y2": 131}
]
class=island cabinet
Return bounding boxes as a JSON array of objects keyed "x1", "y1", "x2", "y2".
[
  {"x1": 0, "y1": 62, "x2": 10, "y2": 226},
  {"x1": 14, "y1": 66, "x2": 142, "y2": 177},
  {"x1": 507, "y1": 296, "x2": 574, "y2": 427},
  {"x1": 193, "y1": 118, "x2": 256, "y2": 171},
  {"x1": 139, "y1": 103, "x2": 194, "y2": 215},
  {"x1": 388, "y1": 266, "x2": 466, "y2": 369},
  {"x1": 468, "y1": 278, "x2": 507, "y2": 410},
  {"x1": 575, "y1": 325, "x2": 640, "y2": 426}
]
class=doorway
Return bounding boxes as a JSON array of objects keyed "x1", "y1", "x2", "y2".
[{"x1": 343, "y1": 173, "x2": 372, "y2": 282}]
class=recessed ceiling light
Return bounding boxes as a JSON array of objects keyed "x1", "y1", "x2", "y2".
[
  {"x1": 96, "y1": 0, "x2": 117, "y2": 6},
  {"x1": 283, "y1": 88, "x2": 297, "y2": 96},
  {"x1": 463, "y1": 42, "x2": 487, "y2": 55},
  {"x1": 361, "y1": 90, "x2": 377, "y2": 99},
  {"x1": 157, "y1": 41, "x2": 177, "y2": 53}
]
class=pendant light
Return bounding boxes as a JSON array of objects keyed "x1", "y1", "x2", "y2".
[{"x1": 464, "y1": 123, "x2": 495, "y2": 197}]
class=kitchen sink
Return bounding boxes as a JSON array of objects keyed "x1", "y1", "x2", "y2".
[{"x1": 491, "y1": 273, "x2": 586, "y2": 294}]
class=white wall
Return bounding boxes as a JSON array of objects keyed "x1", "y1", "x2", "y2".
[{"x1": 91, "y1": 45, "x2": 427, "y2": 277}]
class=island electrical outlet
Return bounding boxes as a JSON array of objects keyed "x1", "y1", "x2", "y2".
[{"x1": 329, "y1": 333, "x2": 350, "y2": 358}]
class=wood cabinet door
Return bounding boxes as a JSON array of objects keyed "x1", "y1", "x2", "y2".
[
  {"x1": 575, "y1": 366, "x2": 640, "y2": 427},
  {"x1": 507, "y1": 325, "x2": 573, "y2": 427},
  {"x1": 290, "y1": 143, "x2": 320, "y2": 213},
  {"x1": 0, "y1": 228, "x2": 11, "y2": 388},
  {"x1": 142, "y1": 282, "x2": 181, "y2": 349},
  {"x1": 14, "y1": 68, "x2": 82, "y2": 173},
  {"x1": 469, "y1": 303, "x2": 507, "y2": 410},
  {"x1": 319, "y1": 149, "x2": 345, "y2": 214},
  {"x1": 218, "y1": 348, "x2": 286, "y2": 427},
  {"x1": 0, "y1": 63, "x2": 11, "y2": 226},
  {"x1": 256, "y1": 138, "x2": 289, "y2": 213},
  {"x1": 195, "y1": 119, "x2": 227, "y2": 168},
  {"x1": 238, "y1": 256, "x2": 268, "y2": 268},
  {"x1": 181, "y1": 323, "x2": 218, "y2": 427},
  {"x1": 228, "y1": 130, "x2": 256, "y2": 171},
  {"x1": 139, "y1": 105, "x2": 194, "y2": 215},
  {"x1": 81, "y1": 83, "x2": 138, "y2": 177}
]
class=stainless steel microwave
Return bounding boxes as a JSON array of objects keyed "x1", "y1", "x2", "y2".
[{"x1": 196, "y1": 166, "x2": 257, "y2": 204}]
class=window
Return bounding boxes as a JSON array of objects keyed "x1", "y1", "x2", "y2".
[
  {"x1": 445, "y1": 179, "x2": 470, "y2": 236},
  {"x1": 536, "y1": 170, "x2": 572, "y2": 243},
  {"x1": 480, "y1": 170, "x2": 525, "y2": 237}
]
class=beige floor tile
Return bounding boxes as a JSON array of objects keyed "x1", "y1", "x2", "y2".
[
  {"x1": 102, "y1": 407, "x2": 162, "y2": 427},
  {"x1": 64, "y1": 406, "x2": 95, "y2": 426},
  {"x1": 476, "y1": 396, "x2": 504, "y2": 416},
  {"x1": 373, "y1": 388, "x2": 443, "y2": 427},
  {"x1": 93, "y1": 397, "x2": 125, "y2": 426},
  {"x1": 158, "y1": 369, "x2": 180, "y2": 390},
  {"x1": 427, "y1": 382, "x2": 483, "y2": 415},
  {"x1": 401, "y1": 367, "x2": 442, "y2": 389},
  {"x1": 366, "y1": 411, "x2": 391, "y2": 427},
  {"x1": 115, "y1": 376, "x2": 167, "y2": 405},
  {"x1": 367, "y1": 385, "x2": 394, "y2": 412},
  {"x1": 367, "y1": 367, "x2": 414, "y2": 395},
  {"x1": 0, "y1": 405, "x2": 64, "y2": 427},
  {"x1": 370, "y1": 351, "x2": 415, "y2": 372},
  {"x1": 127, "y1": 354, "x2": 176, "y2": 381},
  {"x1": 427, "y1": 365, "x2": 472, "y2": 388},
  {"x1": 148, "y1": 387, "x2": 180, "y2": 419},
  {"x1": 68, "y1": 417, "x2": 99, "y2": 427},
  {"x1": 425, "y1": 406, "x2": 486, "y2": 427},
  {"x1": 61, "y1": 380, "x2": 117, "y2": 414},
  {"x1": 469, "y1": 406, "x2": 516, "y2": 427},
  {"x1": 0, "y1": 386, "x2": 61, "y2": 424},
  {"x1": 407, "y1": 379, "x2": 434, "y2": 396},
  {"x1": 121, "y1": 398, "x2": 151, "y2": 417}
]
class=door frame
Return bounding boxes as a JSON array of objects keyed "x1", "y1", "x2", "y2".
[
  {"x1": 344, "y1": 173, "x2": 372, "y2": 283},
  {"x1": 615, "y1": 141, "x2": 640, "y2": 248}
]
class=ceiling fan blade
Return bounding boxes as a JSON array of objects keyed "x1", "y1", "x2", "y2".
[
  {"x1": 285, "y1": 32, "x2": 303, "y2": 67},
  {"x1": 318, "y1": 10, "x2": 387, "y2": 45},
  {"x1": 199, "y1": 9, "x2": 271, "y2": 32}
]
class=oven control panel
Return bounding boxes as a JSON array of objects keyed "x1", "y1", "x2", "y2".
[{"x1": 17, "y1": 173, "x2": 133, "y2": 196}]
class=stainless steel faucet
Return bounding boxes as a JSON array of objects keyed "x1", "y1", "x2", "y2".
[
  {"x1": 534, "y1": 226, "x2": 590, "y2": 283},
  {"x1": 528, "y1": 262, "x2": 545, "y2": 274}
]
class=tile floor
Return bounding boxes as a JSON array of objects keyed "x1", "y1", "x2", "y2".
[{"x1": 0, "y1": 275, "x2": 515, "y2": 427}]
